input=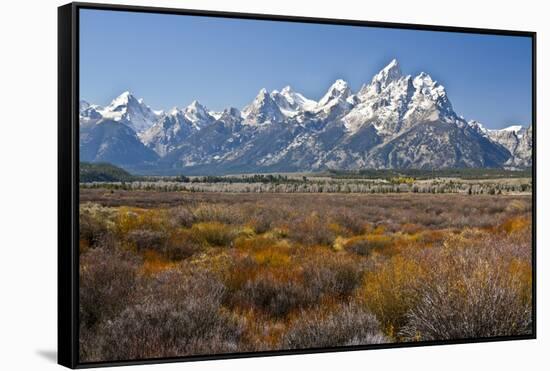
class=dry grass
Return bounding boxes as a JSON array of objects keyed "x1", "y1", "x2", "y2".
[{"x1": 78, "y1": 190, "x2": 533, "y2": 362}]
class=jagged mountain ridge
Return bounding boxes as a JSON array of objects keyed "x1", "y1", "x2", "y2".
[{"x1": 79, "y1": 59, "x2": 532, "y2": 174}]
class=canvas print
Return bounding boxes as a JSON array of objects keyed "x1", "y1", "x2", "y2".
[{"x1": 78, "y1": 8, "x2": 533, "y2": 363}]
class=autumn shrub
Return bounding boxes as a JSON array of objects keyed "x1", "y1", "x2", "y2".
[
  {"x1": 248, "y1": 208, "x2": 281, "y2": 234},
  {"x1": 229, "y1": 264, "x2": 306, "y2": 318},
  {"x1": 241, "y1": 276, "x2": 307, "y2": 318},
  {"x1": 505, "y1": 199, "x2": 531, "y2": 214},
  {"x1": 399, "y1": 238, "x2": 532, "y2": 341},
  {"x1": 234, "y1": 235, "x2": 279, "y2": 251},
  {"x1": 140, "y1": 250, "x2": 179, "y2": 276},
  {"x1": 190, "y1": 222, "x2": 237, "y2": 247},
  {"x1": 116, "y1": 207, "x2": 168, "y2": 236},
  {"x1": 79, "y1": 204, "x2": 115, "y2": 248},
  {"x1": 164, "y1": 228, "x2": 204, "y2": 260},
  {"x1": 79, "y1": 246, "x2": 140, "y2": 330},
  {"x1": 302, "y1": 254, "x2": 363, "y2": 299},
  {"x1": 79, "y1": 230, "x2": 141, "y2": 360},
  {"x1": 289, "y1": 212, "x2": 335, "y2": 246},
  {"x1": 193, "y1": 204, "x2": 244, "y2": 225},
  {"x1": 252, "y1": 246, "x2": 292, "y2": 267},
  {"x1": 499, "y1": 216, "x2": 531, "y2": 235},
  {"x1": 345, "y1": 235, "x2": 393, "y2": 256},
  {"x1": 281, "y1": 303, "x2": 388, "y2": 349},
  {"x1": 126, "y1": 229, "x2": 167, "y2": 251},
  {"x1": 226, "y1": 250, "x2": 362, "y2": 318},
  {"x1": 361, "y1": 255, "x2": 426, "y2": 337},
  {"x1": 78, "y1": 191, "x2": 532, "y2": 359},
  {"x1": 169, "y1": 206, "x2": 195, "y2": 228},
  {"x1": 90, "y1": 268, "x2": 245, "y2": 361},
  {"x1": 332, "y1": 208, "x2": 367, "y2": 235}
]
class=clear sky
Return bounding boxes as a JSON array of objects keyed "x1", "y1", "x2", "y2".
[{"x1": 80, "y1": 9, "x2": 532, "y2": 129}]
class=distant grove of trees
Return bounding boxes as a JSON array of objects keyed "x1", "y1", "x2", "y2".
[
  {"x1": 79, "y1": 162, "x2": 532, "y2": 195},
  {"x1": 80, "y1": 179, "x2": 532, "y2": 195}
]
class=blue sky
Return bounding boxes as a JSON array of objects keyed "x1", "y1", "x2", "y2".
[{"x1": 80, "y1": 9, "x2": 532, "y2": 129}]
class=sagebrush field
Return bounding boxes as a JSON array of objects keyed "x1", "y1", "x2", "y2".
[{"x1": 79, "y1": 187, "x2": 532, "y2": 362}]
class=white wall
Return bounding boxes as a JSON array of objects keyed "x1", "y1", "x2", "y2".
[{"x1": 0, "y1": 0, "x2": 546, "y2": 369}]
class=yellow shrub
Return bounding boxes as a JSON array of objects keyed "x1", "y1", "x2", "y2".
[
  {"x1": 361, "y1": 255, "x2": 425, "y2": 337},
  {"x1": 327, "y1": 222, "x2": 347, "y2": 236},
  {"x1": 116, "y1": 207, "x2": 168, "y2": 236},
  {"x1": 190, "y1": 222, "x2": 236, "y2": 247},
  {"x1": 253, "y1": 248, "x2": 291, "y2": 267},
  {"x1": 507, "y1": 258, "x2": 533, "y2": 305},
  {"x1": 372, "y1": 225, "x2": 386, "y2": 235},
  {"x1": 234, "y1": 235, "x2": 278, "y2": 250},
  {"x1": 332, "y1": 236, "x2": 348, "y2": 251}
]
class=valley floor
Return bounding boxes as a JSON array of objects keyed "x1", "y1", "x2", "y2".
[{"x1": 79, "y1": 189, "x2": 533, "y2": 362}]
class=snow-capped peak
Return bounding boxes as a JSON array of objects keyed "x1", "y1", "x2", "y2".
[
  {"x1": 272, "y1": 85, "x2": 317, "y2": 115},
  {"x1": 413, "y1": 72, "x2": 435, "y2": 88},
  {"x1": 242, "y1": 88, "x2": 284, "y2": 125},
  {"x1": 500, "y1": 125, "x2": 524, "y2": 133},
  {"x1": 107, "y1": 91, "x2": 135, "y2": 109},
  {"x1": 168, "y1": 106, "x2": 181, "y2": 116},
  {"x1": 183, "y1": 100, "x2": 214, "y2": 130},
  {"x1": 96, "y1": 91, "x2": 160, "y2": 133},
  {"x1": 281, "y1": 85, "x2": 293, "y2": 94},
  {"x1": 318, "y1": 79, "x2": 351, "y2": 107},
  {"x1": 371, "y1": 59, "x2": 402, "y2": 87}
]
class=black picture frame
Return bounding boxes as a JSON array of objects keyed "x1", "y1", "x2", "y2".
[{"x1": 58, "y1": 2, "x2": 537, "y2": 368}]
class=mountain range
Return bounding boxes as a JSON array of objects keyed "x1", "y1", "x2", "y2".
[{"x1": 79, "y1": 59, "x2": 532, "y2": 175}]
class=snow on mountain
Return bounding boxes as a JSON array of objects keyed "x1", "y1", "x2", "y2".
[
  {"x1": 358, "y1": 58, "x2": 402, "y2": 97},
  {"x1": 217, "y1": 107, "x2": 244, "y2": 127},
  {"x1": 485, "y1": 124, "x2": 531, "y2": 167},
  {"x1": 242, "y1": 88, "x2": 285, "y2": 125},
  {"x1": 80, "y1": 118, "x2": 158, "y2": 166},
  {"x1": 97, "y1": 91, "x2": 161, "y2": 133},
  {"x1": 467, "y1": 120, "x2": 488, "y2": 136},
  {"x1": 318, "y1": 79, "x2": 352, "y2": 108},
  {"x1": 344, "y1": 60, "x2": 459, "y2": 137},
  {"x1": 79, "y1": 100, "x2": 90, "y2": 112},
  {"x1": 182, "y1": 100, "x2": 215, "y2": 130},
  {"x1": 270, "y1": 85, "x2": 317, "y2": 117},
  {"x1": 500, "y1": 125, "x2": 524, "y2": 134},
  {"x1": 79, "y1": 59, "x2": 532, "y2": 173},
  {"x1": 508, "y1": 125, "x2": 532, "y2": 167},
  {"x1": 315, "y1": 79, "x2": 355, "y2": 120},
  {"x1": 209, "y1": 111, "x2": 223, "y2": 120},
  {"x1": 140, "y1": 108, "x2": 195, "y2": 156},
  {"x1": 465, "y1": 120, "x2": 532, "y2": 168},
  {"x1": 79, "y1": 100, "x2": 103, "y2": 126}
]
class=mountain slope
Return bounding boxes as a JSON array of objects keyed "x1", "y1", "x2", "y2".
[{"x1": 80, "y1": 119, "x2": 158, "y2": 166}]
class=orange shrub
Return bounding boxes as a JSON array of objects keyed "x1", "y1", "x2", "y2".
[
  {"x1": 499, "y1": 216, "x2": 531, "y2": 234},
  {"x1": 141, "y1": 250, "x2": 178, "y2": 276}
]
